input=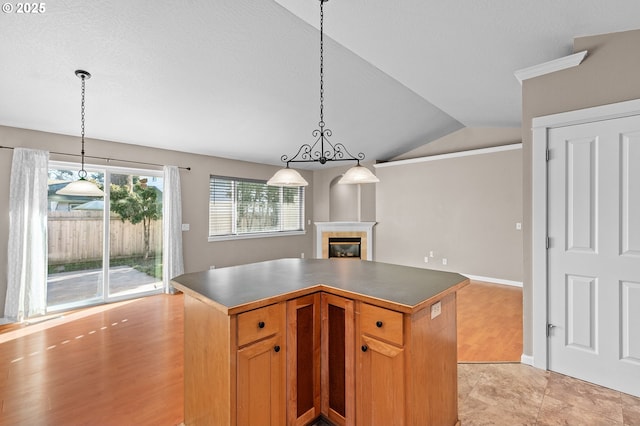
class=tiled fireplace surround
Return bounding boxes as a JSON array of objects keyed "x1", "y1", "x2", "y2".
[{"x1": 315, "y1": 222, "x2": 376, "y2": 260}]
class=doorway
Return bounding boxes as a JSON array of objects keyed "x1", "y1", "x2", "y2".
[
  {"x1": 47, "y1": 163, "x2": 164, "y2": 311},
  {"x1": 532, "y1": 99, "x2": 640, "y2": 397}
]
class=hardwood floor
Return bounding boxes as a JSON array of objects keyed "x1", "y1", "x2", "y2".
[
  {"x1": 0, "y1": 281, "x2": 520, "y2": 424},
  {"x1": 0, "y1": 294, "x2": 184, "y2": 425},
  {"x1": 1, "y1": 282, "x2": 634, "y2": 425},
  {"x1": 457, "y1": 280, "x2": 523, "y2": 362}
]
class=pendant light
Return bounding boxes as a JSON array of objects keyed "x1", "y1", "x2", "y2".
[
  {"x1": 267, "y1": 0, "x2": 379, "y2": 187},
  {"x1": 57, "y1": 70, "x2": 105, "y2": 197}
]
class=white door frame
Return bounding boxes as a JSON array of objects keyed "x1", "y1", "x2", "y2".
[{"x1": 531, "y1": 98, "x2": 640, "y2": 369}]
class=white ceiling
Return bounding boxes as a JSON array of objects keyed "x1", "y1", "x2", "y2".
[{"x1": 1, "y1": 0, "x2": 639, "y2": 168}]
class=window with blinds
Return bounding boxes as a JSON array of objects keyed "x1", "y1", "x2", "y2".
[{"x1": 209, "y1": 176, "x2": 305, "y2": 240}]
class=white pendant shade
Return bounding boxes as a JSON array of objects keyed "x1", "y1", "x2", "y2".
[
  {"x1": 56, "y1": 178, "x2": 105, "y2": 197},
  {"x1": 267, "y1": 167, "x2": 309, "y2": 187},
  {"x1": 338, "y1": 165, "x2": 380, "y2": 184}
]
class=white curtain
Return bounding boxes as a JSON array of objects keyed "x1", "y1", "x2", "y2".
[
  {"x1": 162, "y1": 165, "x2": 184, "y2": 293},
  {"x1": 5, "y1": 148, "x2": 49, "y2": 321}
]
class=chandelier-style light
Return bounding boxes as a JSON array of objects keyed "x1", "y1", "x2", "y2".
[
  {"x1": 267, "y1": 0, "x2": 379, "y2": 187},
  {"x1": 57, "y1": 70, "x2": 105, "y2": 197}
]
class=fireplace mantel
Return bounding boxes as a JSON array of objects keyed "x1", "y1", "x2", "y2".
[{"x1": 315, "y1": 221, "x2": 376, "y2": 260}]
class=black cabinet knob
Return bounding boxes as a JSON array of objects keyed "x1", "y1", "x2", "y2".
[
  {"x1": 376, "y1": 321, "x2": 383, "y2": 328},
  {"x1": 258, "y1": 321, "x2": 265, "y2": 329},
  {"x1": 361, "y1": 345, "x2": 368, "y2": 352},
  {"x1": 274, "y1": 345, "x2": 281, "y2": 353}
]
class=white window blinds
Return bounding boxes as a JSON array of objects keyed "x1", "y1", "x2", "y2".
[{"x1": 209, "y1": 176, "x2": 305, "y2": 239}]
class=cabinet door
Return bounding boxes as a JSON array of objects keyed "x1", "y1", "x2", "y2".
[
  {"x1": 237, "y1": 334, "x2": 285, "y2": 425},
  {"x1": 357, "y1": 335, "x2": 405, "y2": 426},
  {"x1": 286, "y1": 293, "x2": 321, "y2": 426},
  {"x1": 321, "y1": 293, "x2": 355, "y2": 426}
]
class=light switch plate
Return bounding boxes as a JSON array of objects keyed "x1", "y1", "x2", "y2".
[{"x1": 430, "y1": 301, "x2": 442, "y2": 319}]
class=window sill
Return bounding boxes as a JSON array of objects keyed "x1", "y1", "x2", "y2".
[{"x1": 208, "y1": 230, "x2": 306, "y2": 242}]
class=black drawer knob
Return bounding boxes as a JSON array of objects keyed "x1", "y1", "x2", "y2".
[
  {"x1": 361, "y1": 345, "x2": 368, "y2": 352},
  {"x1": 376, "y1": 321, "x2": 383, "y2": 328},
  {"x1": 274, "y1": 345, "x2": 281, "y2": 353},
  {"x1": 258, "y1": 321, "x2": 265, "y2": 329}
]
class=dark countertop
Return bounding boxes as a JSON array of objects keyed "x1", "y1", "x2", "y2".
[{"x1": 172, "y1": 258, "x2": 469, "y2": 315}]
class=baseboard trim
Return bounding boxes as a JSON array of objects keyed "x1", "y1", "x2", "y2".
[
  {"x1": 463, "y1": 274, "x2": 523, "y2": 288},
  {"x1": 520, "y1": 354, "x2": 535, "y2": 366}
]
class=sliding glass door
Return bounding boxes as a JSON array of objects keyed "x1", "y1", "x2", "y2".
[
  {"x1": 47, "y1": 163, "x2": 163, "y2": 311},
  {"x1": 108, "y1": 172, "x2": 163, "y2": 298}
]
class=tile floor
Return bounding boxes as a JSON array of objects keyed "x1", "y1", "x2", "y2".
[{"x1": 459, "y1": 363, "x2": 640, "y2": 425}]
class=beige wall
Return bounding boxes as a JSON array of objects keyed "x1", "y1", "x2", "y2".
[
  {"x1": 312, "y1": 161, "x2": 376, "y2": 223},
  {"x1": 521, "y1": 28, "x2": 640, "y2": 356},
  {"x1": 0, "y1": 125, "x2": 313, "y2": 317},
  {"x1": 375, "y1": 145, "x2": 523, "y2": 281}
]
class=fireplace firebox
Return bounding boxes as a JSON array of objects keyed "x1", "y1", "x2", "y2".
[{"x1": 328, "y1": 237, "x2": 361, "y2": 259}]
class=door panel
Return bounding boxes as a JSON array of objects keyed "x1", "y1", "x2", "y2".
[
  {"x1": 357, "y1": 335, "x2": 405, "y2": 426},
  {"x1": 237, "y1": 334, "x2": 285, "y2": 425},
  {"x1": 565, "y1": 274, "x2": 597, "y2": 352},
  {"x1": 320, "y1": 293, "x2": 355, "y2": 426},
  {"x1": 286, "y1": 293, "x2": 321, "y2": 426},
  {"x1": 47, "y1": 167, "x2": 105, "y2": 309},
  {"x1": 621, "y1": 281, "x2": 640, "y2": 363},
  {"x1": 108, "y1": 173, "x2": 163, "y2": 298},
  {"x1": 621, "y1": 132, "x2": 640, "y2": 256},
  {"x1": 565, "y1": 137, "x2": 597, "y2": 253},
  {"x1": 548, "y1": 115, "x2": 640, "y2": 397}
]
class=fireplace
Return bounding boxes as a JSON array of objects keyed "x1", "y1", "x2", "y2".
[
  {"x1": 328, "y1": 237, "x2": 361, "y2": 259},
  {"x1": 315, "y1": 222, "x2": 376, "y2": 260}
]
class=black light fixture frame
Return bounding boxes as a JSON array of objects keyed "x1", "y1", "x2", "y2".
[
  {"x1": 75, "y1": 69, "x2": 91, "y2": 180},
  {"x1": 279, "y1": 0, "x2": 366, "y2": 168}
]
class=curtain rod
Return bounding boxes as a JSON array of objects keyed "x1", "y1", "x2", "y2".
[{"x1": 0, "y1": 145, "x2": 191, "y2": 171}]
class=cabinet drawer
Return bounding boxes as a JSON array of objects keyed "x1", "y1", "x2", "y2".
[
  {"x1": 360, "y1": 303, "x2": 403, "y2": 346},
  {"x1": 237, "y1": 303, "x2": 283, "y2": 347}
]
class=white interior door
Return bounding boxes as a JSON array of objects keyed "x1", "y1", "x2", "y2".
[{"x1": 547, "y1": 115, "x2": 640, "y2": 397}]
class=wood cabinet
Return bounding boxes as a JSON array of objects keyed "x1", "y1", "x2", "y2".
[
  {"x1": 177, "y1": 259, "x2": 466, "y2": 426},
  {"x1": 356, "y1": 293, "x2": 459, "y2": 426},
  {"x1": 320, "y1": 293, "x2": 355, "y2": 426},
  {"x1": 356, "y1": 303, "x2": 405, "y2": 425},
  {"x1": 183, "y1": 296, "x2": 286, "y2": 426},
  {"x1": 237, "y1": 303, "x2": 286, "y2": 426},
  {"x1": 286, "y1": 294, "x2": 321, "y2": 426}
]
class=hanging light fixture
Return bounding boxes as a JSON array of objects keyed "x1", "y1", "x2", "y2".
[
  {"x1": 57, "y1": 70, "x2": 105, "y2": 197},
  {"x1": 267, "y1": 0, "x2": 379, "y2": 187}
]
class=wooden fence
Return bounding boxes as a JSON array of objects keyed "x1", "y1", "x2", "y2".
[{"x1": 48, "y1": 211, "x2": 161, "y2": 264}]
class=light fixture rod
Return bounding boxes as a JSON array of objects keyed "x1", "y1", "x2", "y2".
[
  {"x1": 75, "y1": 69, "x2": 91, "y2": 179},
  {"x1": 278, "y1": 0, "x2": 366, "y2": 168},
  {"x1": 269, "y1": 0, "x2": 378, "y2": 186}
]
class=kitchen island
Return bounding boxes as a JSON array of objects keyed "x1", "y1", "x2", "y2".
[{"x1": 172, "y1": 258, "x2": 468, "y2": 426}]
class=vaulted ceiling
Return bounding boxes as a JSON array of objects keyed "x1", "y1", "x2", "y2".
[{"x1": 1, "y1": 0, "x2": 639, "y2": 168}]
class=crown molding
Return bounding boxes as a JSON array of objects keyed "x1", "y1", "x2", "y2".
[{"x1": 514, "y1": 50, "x2": 588, "y2": 85}]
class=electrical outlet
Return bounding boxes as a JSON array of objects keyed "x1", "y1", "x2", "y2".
[
  {"x1": 424, "y1": 256, "x2": 429, "y2": 263},
  {"x1": 442, "y1": 258, "x2": 448, "y2": 265},
  {"x1": 301, "y1": 252, "x2": 305, "y2": 259},
  {"x1": 181, "y1": 223, "x2": 190, "y2": 231},
  {"x1": 430, "y1": 301, "x2": 442, "y2": 319},
  {"x1": 429, "y1": 251, "x2": 434, "y2": 258},
  {"x1": 516, "y1": 222, "x2": 522, "y2": 230},
  {"x1": 209, "y1": 265, "x2": 216, "y2": 270}
]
